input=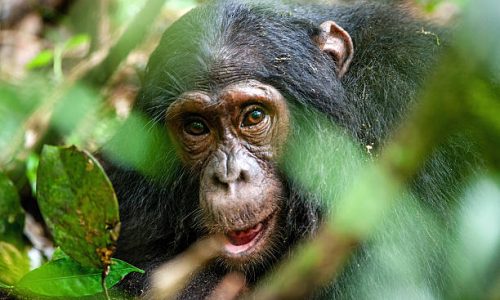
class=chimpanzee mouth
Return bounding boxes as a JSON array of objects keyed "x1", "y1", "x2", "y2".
[{"x1": 223, "y1": 212, "x2": 276, "y2": 257}]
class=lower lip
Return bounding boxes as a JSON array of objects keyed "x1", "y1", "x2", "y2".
[{"x1": 223, "y1": 218, "x2": 272, "y2": 256}]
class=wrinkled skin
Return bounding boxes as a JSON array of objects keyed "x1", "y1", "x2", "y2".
[{"x1": 166, "y1": 80, "x2": 290, "y2": 267}]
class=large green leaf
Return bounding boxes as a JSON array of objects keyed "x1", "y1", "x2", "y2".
[
  {"x1": 0, "y1": 242, "x2": 30, "y2": 286},
  {"x1": 36, "y1": 145, "x2": 120, "y2": 268},
  {"x1": 16, "y1": 255, "x2": 143, "y2": 297},
  {"x1": 0, "y1": 172, "x2": 25, "y2": 248}
]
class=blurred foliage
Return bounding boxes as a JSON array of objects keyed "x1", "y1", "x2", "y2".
[
  {"x1": 415, "y1": 0, "x2": 469, "y2": 11},
  {"x1": 102, "y1": 112, "x2": 179, "y2": 179},
  {"x1": 0, "y1": 173, "x2": 25, "y2": 248},
  {"x1": 0, "y1": 242, "x2": 30, "y2": 287},
  {"x1": 0, "y1": 0, "x2": 499, "y2": 299}
]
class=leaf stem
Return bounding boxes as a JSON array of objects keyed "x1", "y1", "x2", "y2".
[{"x1": 101, "y1": 265, "x2": 110, "y2": 300}]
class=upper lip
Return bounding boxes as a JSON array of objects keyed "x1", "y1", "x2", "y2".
[{"x1": 223, "y1": 209, "x2": 276, "y2": 233}]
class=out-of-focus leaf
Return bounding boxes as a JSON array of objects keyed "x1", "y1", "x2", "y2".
[
  {"x1": 0, "y1": 79, "x2": 49, "y2": 165},
  {"x1": 282, "y1": 108, "x2": 365, "y2": 209},
  {"x1": 450, "y1": 175, "x2": 500, "y2": 298},
  {"x1": 0, "y1": 242, "x2": 30, "y2": 286},
  {"x1": 415, "y1": 0, "x2": 470, "y2": 12},
  {"x1": 36, "y1": 145, "x2": 120, "y2": 268},
  {"x1": 26, "y1": 50, "x2": 54, "y2": 69},
  {"x1": 0, "y1": 282, "x2": 13, "y2": 289},
  {"x1": 26, "y1": 153, "x2": 39, "y2": 195},
  {"x1": 166, "y1": 0, "x2": 198, "y2": 10},
  {"x1": 64, "y1": 34, "x2": 90, "y2": 51},
  {"x1": 351, "y1": 194, "x2": 448, "y2": 299},
  {"x1": 52, "y1": 84, "x2": 100, "y2": 137},
  {"x1": 16, "y1": 255, "x2": 143, "y2": 297},
  {"x1": 0, "y1": 173, "x2": 25, "y2": 248},
  {"x1": 103, "y1": 112, "x2": 178, "y2": 178},
  {"x1": 332, "y1": 165, "x2": 399, "y2": 238}
]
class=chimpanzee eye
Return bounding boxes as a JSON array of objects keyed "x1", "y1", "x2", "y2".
[
  {"x1": 242, "y1": 108, "x2": 266, "y2": 127},
  {"x1": 184, "y1": 119, "x2": 209, "y2": 136}
]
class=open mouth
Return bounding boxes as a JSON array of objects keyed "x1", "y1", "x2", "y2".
[{"x1": 223, "y1": 212, "x2": 274, "y2": 256}]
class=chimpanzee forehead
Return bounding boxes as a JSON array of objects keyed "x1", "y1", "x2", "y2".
[
  {"x1": 148, "y1": 1, "x2": 312, "y2": 92},
  {"x1": 137, "y1": 0, "x2": 344, "y2": 122},
  {"x1": 197, "y1": 58, "x2": 261, "y2": 90},
  {"x1": 173, "y1": 79, "x2": 285, "y2": 107}
]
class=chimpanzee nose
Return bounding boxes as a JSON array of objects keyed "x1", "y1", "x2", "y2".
[{"x1": 211, "y1": 149, "x2": 251, "y2": 190}]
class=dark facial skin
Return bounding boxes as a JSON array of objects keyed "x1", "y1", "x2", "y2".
[{"x1": 165, "y1": 80, "x2": 290, "y2": 267}]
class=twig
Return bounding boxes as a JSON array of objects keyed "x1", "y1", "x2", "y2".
[
  {"x1": 82, "y1": 0, "x2": 167, "y2": 87},
  {"x1": 144, "y1": 236, "x2": 223, "y2": 300}
]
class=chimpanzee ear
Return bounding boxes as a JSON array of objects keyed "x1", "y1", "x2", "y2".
[{"x1": 315, "y1": 21, "x2": 354, "y2": 78}]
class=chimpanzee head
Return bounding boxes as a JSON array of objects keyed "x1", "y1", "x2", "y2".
[{"x1": 135, "y1": 0, "x2": 354, "y2": 270}]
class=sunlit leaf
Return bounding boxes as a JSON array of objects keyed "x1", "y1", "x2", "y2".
[
  {"x1": 26, "y1": 50, "x2": 54, "y2": 69},
  {"x1": 26, "y1": 152, "x2": 39, "y2": 195},
  {"x1": 64, "y1": 34, "x2": 90, "y2": 51},
  {"x1": 36, "y1": 145, "x2": 120, "y2": 268},
  {"x1": 16, "y1": 255, "x2": 143, "y2": 297},
  {"x1": 0, "y1": 242, "x2": 30, "y2": 286}
]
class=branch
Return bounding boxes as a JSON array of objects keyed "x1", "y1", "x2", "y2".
[{"x1": 81, "y1": 0, "x2": 167, "y2": 87}]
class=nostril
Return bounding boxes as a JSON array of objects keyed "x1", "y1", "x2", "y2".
[
  {"x1": 212, "y1": 169, "x2": 248, "y2": 190},
  {"x1": 212, "y1": 173, "x2": 230, "y2": 188},
  {"x1": 239, "y1": 169, "x2": 250, "y2": 183}
]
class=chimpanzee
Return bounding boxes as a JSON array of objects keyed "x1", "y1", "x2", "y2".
[{"x1": 103, "y1": 0, "x2": 478, "y2": 298}]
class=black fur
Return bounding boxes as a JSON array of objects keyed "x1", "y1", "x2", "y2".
[{"x1": 105, "y1": 0, "x2": 479, "y2": 298}]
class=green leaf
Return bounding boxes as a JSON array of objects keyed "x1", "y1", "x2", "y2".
[
  {"x1": 0, "y1": 242, "x2": 30, "y2": 285},
  {"x1": 103, "y1": 112, "x2": 178, "y2": 178},
  {"x1": 26, "y1": 50, "x2": 54, "y2": 69},
  {"x1": 0, "y1": 282, "x2": 13, "y2": 289},
  {"x1": 64, "y1": 34, "x2": 90, "y2": 51},
  {"x1": 0, "y1": 173, "x2": 25, "y2": 248},
  {"x1": 36, "y1": 145, "x2": 120, "y2": 268},
  {"x1": 51, "y1": 84, "x2": 99, "y2": 136},
  {"x1": 16, "y1": 256, "x2": 143, "y2": 297},
  {"x1": 26, "y1": 152, "x2": 39, "y2": 195},
  {"x1": 50, "y1": 247, "x2": 67, "y2": 261}
]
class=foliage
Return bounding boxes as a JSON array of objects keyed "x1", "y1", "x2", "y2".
[
  {"x1": 37, "y1": 145, "x2": 120, "y2": 269},
  {"x1": 16, "y1": 249, "x2": 143, "y2": 297},
  {"x1": 0, "y1": 242, "x2": 30, "y2": 286},
  {"x1": 0, "y1": 0, "x2": 499, "y2": 298},
  {"x1": 0, "y1": 173, "x2": 25, "y2": 248}
]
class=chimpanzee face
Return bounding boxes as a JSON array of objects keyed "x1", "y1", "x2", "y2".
[
  {"x1": 165, "y1": 80, "x2": 289, "y2": 266},
  {"x1": 162, "y1": 19, "x2": 353, "y2": 268}
]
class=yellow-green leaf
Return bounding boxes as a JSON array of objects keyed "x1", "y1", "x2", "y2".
[{"x1": 0, "y1": 242, "x2": 30, "y2": 285}]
